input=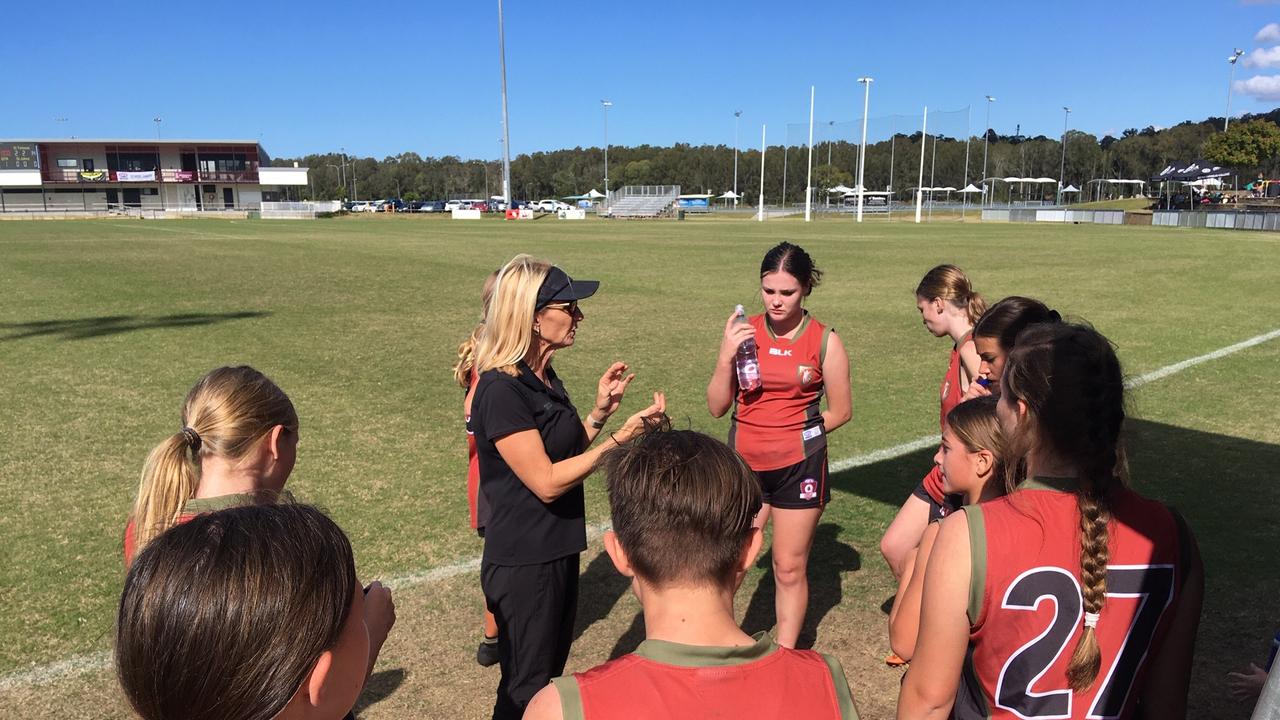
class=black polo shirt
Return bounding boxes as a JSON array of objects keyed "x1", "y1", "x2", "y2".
[{"x1": 472, "y1": 361, "x2": 588, "y2": 566}]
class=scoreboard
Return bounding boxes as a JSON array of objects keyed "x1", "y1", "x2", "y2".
[{"x1": 0, "y1": 143, "x2": 39, "y2": 170}]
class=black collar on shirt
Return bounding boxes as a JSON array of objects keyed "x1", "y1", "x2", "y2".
[{"x1": 515, "y1": 361, "x2": 569, "y2": 403}]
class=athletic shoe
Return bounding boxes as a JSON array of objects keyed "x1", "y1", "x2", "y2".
[
  {"x1": 885, "y1": 652, "x2": 908, "y2": 667},
  {"x1": 477, "y1": 637, "x2": 500, "y2": 667}
]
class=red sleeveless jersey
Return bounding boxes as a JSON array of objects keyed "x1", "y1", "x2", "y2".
[
  {"x1": 955, "y1": 479, "x2": 1191, "y2": 720},
  {"x1": 729, "y1": 313, "x2": 829, "y2": 471},
  {"x1": 464, "y1": 370, "x2": 481, "y2": 530},
  {"x1": 555, "y1": 632, "x2": 858, "y2": 719},
  {"x1": 939, "y1": 333, "x2": 971, "y2": 429},
  {"x1": 922, "y1": 334, "x2": 973, "y2": 503}
]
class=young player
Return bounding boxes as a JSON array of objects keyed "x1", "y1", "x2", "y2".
[
  {"x1": 706, "y1": 242, "x2": 852, "y2": 649},
  {"x1": 880, "y1": 265, "x2": 985, "y2": 581},
  {"x1": 454, "y1": 269, "x2": 501, "y2": 667},
  {"x1": 963, "y1": 296, "x2": 1061, "y2": 399},
  {"x1": 898, "y1": 322, "x2": 1204, "y2": 719},
  {"x1": 888, "y1": 396, "x2": 1004, "y2": 662},
  {"x1": 116, "y1": 503, "x2": 395, "y2": 720},
  {"x1": 524, "y1": 427, "x2": 860, "y2": 720},
  {"x1": 124, "y1": 365, "x2": 300, "y2": 564}
]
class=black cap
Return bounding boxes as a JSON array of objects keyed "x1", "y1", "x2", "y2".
[{"x1": 535, "y1": 266, "x2": 599, "y2": 310}]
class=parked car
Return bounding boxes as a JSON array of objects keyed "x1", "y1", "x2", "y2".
[
  {"x1": 419, "y1": 200, "x2": 446, "y2": 212},
  {"x1": 535, "y1": 199, "x2": 570, "y2": 213},
  {"x1": 349, "y1": 201, "x2": 375, "y2": 213},
  {"x1": 374, "y1": 198, "x2": 405, "y2": 212}
]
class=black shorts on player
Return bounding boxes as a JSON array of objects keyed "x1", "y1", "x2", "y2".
[{"x1": 756, "y1": 450, "x2": 829, "y2": 509}]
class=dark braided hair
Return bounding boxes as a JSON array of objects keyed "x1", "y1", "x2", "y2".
[{"x1": 1000, "y1": 322, "x2": 1127, "y2": 691}]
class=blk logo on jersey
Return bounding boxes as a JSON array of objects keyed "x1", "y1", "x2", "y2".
[
  {"x1": 768, "y1": 347, "x2": 793, "y2": 357},
  {"x1": 799, "y1": 478, "x2": 818, "y2": 500}
]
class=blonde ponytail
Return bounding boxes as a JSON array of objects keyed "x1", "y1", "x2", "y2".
[
  {"x1": 131, "y1": 433, "x2": 201, "y2": 556},
  {"x1": 453, "y1": 269, "x2": 502, "y2": 387},
  {"x1": 128, "y1": 366, "x2": 297, "y2": 559}
]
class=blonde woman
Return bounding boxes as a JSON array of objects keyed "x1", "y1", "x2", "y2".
[{"x1": 471, "y1": 254, "x2": 665, "y2": 720}]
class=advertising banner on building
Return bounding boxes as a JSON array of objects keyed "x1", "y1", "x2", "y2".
[
  {"x1": 78, "y1": 171, "x2": 107, "y2": 182},
  {"x1": 117, "y1": 170, "x2": 156, "y2": 182},
  {"x1": 174, "y1": 170, "x2": 195, "y2": 182}
]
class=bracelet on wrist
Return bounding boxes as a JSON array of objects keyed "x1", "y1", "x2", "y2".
[
  {"x1": 588, "y1": 413, "x2": 607, "y2": 429},
  {"x1": 609, "y1": 431, "x2": 622, "y2": 446}
]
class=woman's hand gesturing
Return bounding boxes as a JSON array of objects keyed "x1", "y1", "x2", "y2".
[{"x1": 594, "y1": 361, "x2": 636, "y2": 419}]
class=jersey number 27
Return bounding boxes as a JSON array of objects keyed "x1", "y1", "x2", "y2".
[{"x1": 994, "y1": 564, "x2": 1175, "y2": 719}]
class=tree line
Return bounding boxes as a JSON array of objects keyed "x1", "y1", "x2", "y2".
[{"x1": 274, "y1": 109, "x2": 1280, "y2": 204}]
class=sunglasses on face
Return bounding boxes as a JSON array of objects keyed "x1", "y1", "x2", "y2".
[{"x1": 544, "y1": 301, "x2": 579, "y2": 316}]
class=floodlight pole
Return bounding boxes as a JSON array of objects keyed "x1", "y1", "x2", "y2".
[
  {"x1": 856, "y1": 77, "x2": 872, "y2": 222},
  {"x1": 915, "y1": 107, "x2": 927, "y2": 224},
  {"x1": 153, "y1": 117, "x2": 162, "y2": 140},
  {"x1": 757, "y1": 125, "x2": 767, "y2": 222},
  {"x1": 982, "y1": 96, "x2": 994, "y2": 206},
  {"x1": 498, "y1": 0, "x2": 512, "y2": 208},
  {"x1": 602, "y1": 100, "x2": 612, "y2": 206},
  {"x1": 1058, "y1": 106, "x2": 1071, "y2": 205},
  {"x1": 805, "y1": 87, "x2": 814, "y2": 222},
  {"x1": 962, "y1": 104, "x2": 971, "y2": 219},
  {"x1": 733, "y1": 110, "x2": 742, "y2": 208},
  {"x1": 782, "y1": 144, "x2": 789, "y2": 207},
  {"x1": 1225, "y1": 49, "x2": 1244, "y2": 132}
]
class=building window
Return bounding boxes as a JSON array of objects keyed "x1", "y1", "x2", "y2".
[{"x1": 56, "y1": 158, "x2": 78, "y2": 168}]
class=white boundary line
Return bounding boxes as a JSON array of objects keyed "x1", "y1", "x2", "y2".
[{"x1": 3, "y1": 327, "x2": 1278, "y2": 692}]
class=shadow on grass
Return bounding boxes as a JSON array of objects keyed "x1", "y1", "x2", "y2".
[
  {"x1": 741, "y1": 523, "x2": 861, "y2": 650},
  {"x1": 353, "y1": 667, "x2": 406, "y2": 716},
  {"x1": 827, "y1": 419, "x2": 1280, "y2": 717},
  {"x1": 0, "y1": 311, "x2": 269, "y2": 341},
  {"x1": 573, "y1": 550, "x2": 631, "y2": 643}
]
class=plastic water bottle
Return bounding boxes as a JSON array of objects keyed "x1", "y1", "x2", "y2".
[
  {"x1": 734, "y1": 305, "x2": 762, "y2": 393},
  {"x1": 976, "y1": 377, "x2": 991, "y2": 388}
]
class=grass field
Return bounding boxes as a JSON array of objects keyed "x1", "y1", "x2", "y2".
[{"x1": 1, "y1": 214, "x2": 1278, "y2": 718}]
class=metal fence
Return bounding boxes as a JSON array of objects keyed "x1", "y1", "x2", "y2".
[{"x1": 984, "y1": 208, "x2": 1280, "y2": 233}]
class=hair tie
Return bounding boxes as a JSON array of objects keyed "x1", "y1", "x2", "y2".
[
  {"x1": 181, "y1": 426, "x2": 202, "y2": 453},
  {"x1": 1083, "y1": 611, "x2": 1100, "y2": 629}
]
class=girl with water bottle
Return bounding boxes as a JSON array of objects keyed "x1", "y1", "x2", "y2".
[{"x1": 706, "y1": 242, "x2": 852, "y2": 649}]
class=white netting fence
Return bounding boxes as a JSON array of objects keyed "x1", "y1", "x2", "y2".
[{"x1": 783, "y1": 106, "x2": 974, "y2": 220}]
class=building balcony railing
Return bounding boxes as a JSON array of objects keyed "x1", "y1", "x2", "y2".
[{"x1": 39, "y1": 168, "x2": 260, "y2": 183}]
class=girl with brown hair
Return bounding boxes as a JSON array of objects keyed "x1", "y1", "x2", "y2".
[
  {"x1": 881, "y1": 264, "x2": 986, "y2": 583},
  {"x1": 888, "y1": 396, "x2": 1005, "y2": 663},
  {"x1": 117, "y1": 503, "x2": 395, "y2": 720},
  {"x1": 898, "y1": 322, "x2": 1203, "y2": 720}
]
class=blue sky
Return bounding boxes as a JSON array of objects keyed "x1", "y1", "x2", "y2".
[{"x1": 5, "y1": 0, "x2": 1279, "y2": 159}]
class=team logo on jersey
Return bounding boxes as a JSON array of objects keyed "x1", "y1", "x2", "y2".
[
  {"x1": 797, "y1": 364, "x2": 817, "y2": 386},
  {"x1": 799, "y1": 478, "x2": 818, "y2": 500},
  {"x1": 769, "y1": 347, "x2": 793, "y2": 357}
]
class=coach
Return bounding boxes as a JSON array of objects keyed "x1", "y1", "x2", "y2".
[{"x1": 470, "y1": 254, "x2": 665, "y2": 720}]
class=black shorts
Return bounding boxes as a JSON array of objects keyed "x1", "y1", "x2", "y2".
[
  {"x1": 757, "y1": 450, "x2": 829, "y2": 509},
  {"x1": 911, "y1": 481, "x2": 963, "y2": 522}
]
